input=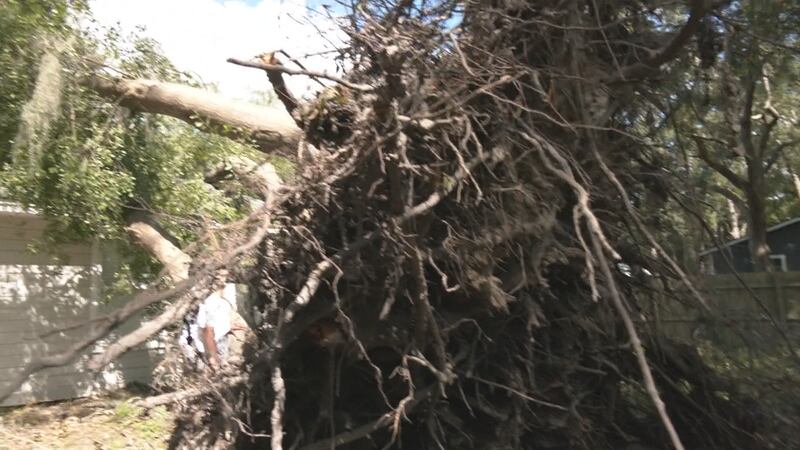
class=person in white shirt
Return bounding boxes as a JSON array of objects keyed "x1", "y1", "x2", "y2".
[{"x1": 180, "y1": 270, "x2": 236, "y2": 369}]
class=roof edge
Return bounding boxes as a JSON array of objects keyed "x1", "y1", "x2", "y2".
[{"x1": 699, "y1": 216, "x2": 800, "y2": 256}]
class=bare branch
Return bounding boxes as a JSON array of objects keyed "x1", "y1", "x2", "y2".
[
  {"x1": 227, "y1": 57, "x2": 373, "y2": 92},
  {"x1": 87, "y1": 295, "x2": 196, "y2": 371},
  {"x1": 535, "y1": 134, "x2": 686, "y2": 450},
  {"x1": 88, "y1": 202, "x2": 278, "y2": 370},
  {"x1": 0, "y1": 278, "x2": 195, "y2": 403},
  {"x1": 613, "y1": 1, "x2": 712, "y2": 81},
  {"x1": 590, "y1": 234, "x2": 686, "y2": 450},
  {"x1": 591, "y1": 146, "x2": 710, "y2": 311},
  {"x1": 692, "y1": 135, "x2": 747, "y2": 189}
]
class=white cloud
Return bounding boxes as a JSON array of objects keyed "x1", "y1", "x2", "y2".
[{"x1": 88, "y1": 0, "x2": 343, "y2": 101}]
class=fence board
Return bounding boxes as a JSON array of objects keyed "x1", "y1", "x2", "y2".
[{"x1": 658, "y1": 272, "x2": 800, "y2": 349}]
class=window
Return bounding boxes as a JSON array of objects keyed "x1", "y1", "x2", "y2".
[{"x1": 769, "y1": 254, "x2": 788, "y2": 272}]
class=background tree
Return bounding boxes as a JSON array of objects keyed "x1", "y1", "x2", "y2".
[{"x1": 667, "y1": 0, "x2": 800, "y2": 271}]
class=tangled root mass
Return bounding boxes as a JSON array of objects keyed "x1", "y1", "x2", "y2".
[{"x1": 167, "y1": 2, "x2": 793, "y2": 449}]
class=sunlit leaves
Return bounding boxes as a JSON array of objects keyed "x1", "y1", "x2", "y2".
[{"x1": 0, "y1": 0, "x2": 256, "y2": 283}]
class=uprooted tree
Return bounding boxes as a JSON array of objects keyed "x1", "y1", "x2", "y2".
[{"x1": 1, "y1": 0, "x2": 798, "y2": 449}]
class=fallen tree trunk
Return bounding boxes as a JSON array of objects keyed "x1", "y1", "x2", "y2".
[
  {"x1": 82, "y1": 75, "x2": 302, "y2": 155},
  {"x1": 124, "y1": 211, "x2": 192, "y2": 283}
]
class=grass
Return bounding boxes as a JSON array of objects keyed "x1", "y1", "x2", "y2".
[{"x1": 0, "y1": 389, "x2": 174, "y2": 449}]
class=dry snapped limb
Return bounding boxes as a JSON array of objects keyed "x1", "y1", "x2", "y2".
[
  {"x1": 256, "y1": 52, "x2": 300, "y2": 122},
  {"x1": 88, "y1": 204, "x2": 278, "y2": 371},
  {"x1": 125, "y1": 219, "x2": 192, "y2": 283}
]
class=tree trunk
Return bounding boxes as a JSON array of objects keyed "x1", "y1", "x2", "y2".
[
  {"x1": 788, "y1": 164, "x2": 800, "y2": 203},
  {"x1": 728, "y1": 199, "x2": 742, "y2": 239},
  {"x1": 82, "y1": 75, "x2": 302, "y2": 155},
  {"x1": 745, "y1": 166, "x2": 771, "y2": 271},
  {"x1": 125, "y1": 214, "x2": 191, "y2": 282}
]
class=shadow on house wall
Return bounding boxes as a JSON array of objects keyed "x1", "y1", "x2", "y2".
[{"x1": 0, "y1": 212, "x2": 160, "y2": 407}]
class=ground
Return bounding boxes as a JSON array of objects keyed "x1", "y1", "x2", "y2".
[{"x1": 0, "y1": 389, "x2": 173, "y2": 450}]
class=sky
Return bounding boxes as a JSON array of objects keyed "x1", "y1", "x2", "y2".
[{"x1": 88, "y1": 0, "x2": 343, "y2": 101}]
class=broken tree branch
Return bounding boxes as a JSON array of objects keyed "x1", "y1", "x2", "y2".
[
  {"x1": 0, "y1": 277, "x2": 195, "y2": 403},
  {"x1": 254, "y1": 52, "x2": 301, "y2": 123},
  {"x1": 125, "y1": 211, "x2": 192, "y2": 283},
  {"x1": 88, "y1": 201, "x2": 279, "y2": 370}
]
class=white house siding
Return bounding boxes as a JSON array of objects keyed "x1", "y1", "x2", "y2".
[{"x1": 0, "y1": 206, "x2": 161, "y2": 406}]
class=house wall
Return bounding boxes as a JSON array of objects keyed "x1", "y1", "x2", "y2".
[
  {"x1": 710, "y1": 242, "x2": 752, "y2": 274},
  {"x1": 0, "y1": 209, "x2": 161, "y2": 406},
  {"x1": 710, "y1": 222, "x2": 800, "y2": 274}
]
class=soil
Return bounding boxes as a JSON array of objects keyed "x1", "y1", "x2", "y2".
[{"x1": 0, "y1": 389, "x2": 173, "y2": 449}]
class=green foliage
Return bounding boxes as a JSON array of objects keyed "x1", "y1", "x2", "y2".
[
  {"x1": 644, "y1": 0, "x2": 800, "y2": 263},
  {"x1": 697, "y1": 342, "x2": 800, "y2": 426},
  {"x1": 0, "y1": 0, "x2": 78, "y2": 163},
  {"x1": 0, "y1": 1, "x2": 255, "y2": 284}
]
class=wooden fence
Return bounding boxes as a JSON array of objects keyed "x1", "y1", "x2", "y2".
[{"x1": 655, "y1": 272, "x2": 800, "y2": 349}]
